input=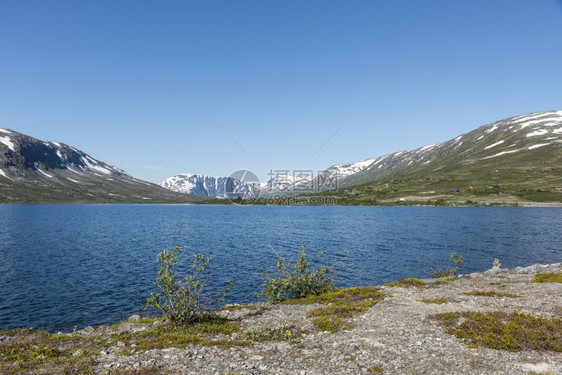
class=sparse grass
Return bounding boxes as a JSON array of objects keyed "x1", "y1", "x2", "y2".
[
  {"x1": 419, "y1": 297, "x2": 449, "y2": 304},
  {"x1": 433, "y1": 310, "x2": 562, "y2": 352},
  {"x1": 110, "y1": 316, "x2": 243, "y2": 350},
  {"x1": 463, "y1": 290, "x2": 520, "y2": 298},
  {"x1": 295, "y1": 286, "x2": 388, "y2": 332},
  {"x1": 312, "y1": 315, "x2": 352, "y2": 333},
  {"x1": 533, "y1": 273, "x2": 562, "y2": 283},
  {"x1": 0, "y1": 329, "x2": 96, "y2": 374},
  {"x1": 0, "y1": 315, "x2": 246, "y2": 373},
  {"x1": 370, "y1": 364, "x2": 385, "y2": 374},
  {"x1": 284, "y1": 286, "x2": 388, "y2": 305},
  {"x1": 116, "y1": 347, "x2": 134, "y2": 356},
  {"x1": 242, "y1": 323, "x2": 296, "y2": 342},
  {"x1": 308, "y1": 300, "x2": 380, "y2": 319},
  {"x1": 384, "y1": 277, "x2": 426, "y2": 287}
]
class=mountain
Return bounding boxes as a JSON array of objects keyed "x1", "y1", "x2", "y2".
[
  {"x1": 259, "y1": 173, "x2": 313, "y2": 197},
  {"x1": 0, "y1": 128, "x2": 202, "y2": 203},
  {"x1": 159, "y1": 173, "x2": 258, "y2": 199},
  {"x1": 306, "y1": 110, "x2": 562, "y2": 203}
]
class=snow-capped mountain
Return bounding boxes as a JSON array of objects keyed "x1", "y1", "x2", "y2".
[
  {"x1": 0, "y1": 128, "x2": 198, "y2": 203},
  {"x1": 312, "y1": 110, "x2": 562, "y2": 190},
  {"x1": 160, "y1": 110, "x2": 562, "y2": 199},
  {"x1": 159, "y1": 173, "x2": 259, "y2": 199}
]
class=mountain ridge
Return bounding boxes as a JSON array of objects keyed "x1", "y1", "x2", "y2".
[
  {"x1": 302, "y1": 110, "x2": 562, "y2": 204},
  {"x1": 159, "y1": 173, "x2": 256, "y2": 199},
  {"x1": 3, "y1": 109, "x2": 561, "y2": 204},
  {"x1": 0, "y1": 128, "x2": 202, "y2": 203}
]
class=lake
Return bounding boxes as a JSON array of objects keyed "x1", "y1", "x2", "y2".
[{"x1": 0, "y1": 205, "x2": 560, "y2": 332}]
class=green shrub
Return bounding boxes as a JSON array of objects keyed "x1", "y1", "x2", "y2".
[
  {"x1": 258, "y1": 245, "x2": 336, "y2": 303},
  {"x1": 145, "y1": 246, "x2": 232, "y2": 325},
  {"x1": 429, "y1": 252, "x2": 464, "y2": 278}
]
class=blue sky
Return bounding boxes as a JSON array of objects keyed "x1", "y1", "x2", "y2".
[{"x1": 1, "y1": 1, "x2": 562, "y2": 184}]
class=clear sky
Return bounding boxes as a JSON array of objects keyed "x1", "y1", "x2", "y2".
[{"x1": 1, "y1": 1, "x2": 562, "y2": 184}]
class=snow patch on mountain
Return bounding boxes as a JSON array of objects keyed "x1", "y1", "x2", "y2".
[
  {"x1": 0, "y1": 136, "x2": 15, "y2": 151},
  {"x1": 526, "y1": 129, "x2": 548, "y2": 137},
  {"x1": 484, "y1": 140, "x2": 504, "y2": 150},
  {"x1": 82, "y1": 156, "x2": 112, "y2": 174},
  {"x1": 37, "y1": 168, "x2": 53, "y2": 178},
  {"x1": 482, "y1": 149, "x2": 521, "y2": 159},
  {"x1": 528, "y1": 143, "x2": 549, "y2": 150},
  {"x1": 510, "y1": 111, "x2": 562, "y2": 129},
  {"x1": 327, "y1": 158, "x2": 378, "y2": 177}
]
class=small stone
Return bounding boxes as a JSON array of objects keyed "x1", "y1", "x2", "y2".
[{"x1": 128, "y1": 314, "x2": 141, "y2": 323}]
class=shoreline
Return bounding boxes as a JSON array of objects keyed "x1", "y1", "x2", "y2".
[
  {"x1": 1, "y1": 201, "x2": 562, "y2": 207},
  {"x1": 2, "y1": 262, "x2": 561, "y2": 374}
]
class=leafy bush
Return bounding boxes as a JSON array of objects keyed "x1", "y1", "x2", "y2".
[
  {"x1": 429, "y1": 252, "x2": 464, "y2": 279},
  {"x1": 145, "y1": 246, "x2": 232, "y2": 325},
  {"x1": 258, "y1": 245, "x2": 336, "y2": 303}
]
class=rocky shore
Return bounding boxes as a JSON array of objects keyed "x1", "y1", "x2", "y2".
[{"x1": 1, "y1": 262, "x2": 561, "y2": 374}]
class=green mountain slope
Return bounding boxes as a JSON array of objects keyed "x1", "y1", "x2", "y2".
[{"x1": 309, "y1": 110, "x2": 562, "y2": 205}]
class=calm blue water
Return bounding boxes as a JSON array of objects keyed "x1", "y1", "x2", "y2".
[{"x1": 0, "y1": 205, "x2": 560, "y2": 332}]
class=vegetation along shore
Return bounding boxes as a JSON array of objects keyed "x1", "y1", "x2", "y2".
[{"x1": 1, "y1": 251, "x2": 560, "y2": 374}]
